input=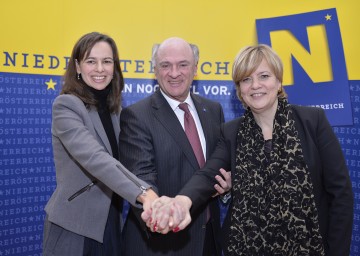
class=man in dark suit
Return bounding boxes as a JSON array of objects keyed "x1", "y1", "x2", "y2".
[{"x1": 119, "y1": 37, "x2": 230, "y2": 255}]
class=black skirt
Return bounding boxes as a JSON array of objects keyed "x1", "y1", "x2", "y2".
[{"x1": 83, "y1": 193, "x2": 123, "y2": 256}]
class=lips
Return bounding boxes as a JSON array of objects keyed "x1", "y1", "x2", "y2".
[
  {"x1": 92, "y1": 76, "x2": 106, "y2": 82},
  {"x1": 168, "y1": 80, "x2": 183, "y2": 86},
  {"x1": 251, "y1": 92, "x2": 265, "y2": 97}
]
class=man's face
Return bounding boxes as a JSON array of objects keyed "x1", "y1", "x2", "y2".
[{"x1": 154, "y1": 39, "x2": 197, "y2": 102}]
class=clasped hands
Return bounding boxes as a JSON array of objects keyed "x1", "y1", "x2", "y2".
[{"x1": 141, "y1": 168, "x2": 231, "y2": 234}]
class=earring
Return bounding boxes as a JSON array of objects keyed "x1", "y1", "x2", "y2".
[{"x1": 77, "y1": 73, "x2": 80, "y2": 80}]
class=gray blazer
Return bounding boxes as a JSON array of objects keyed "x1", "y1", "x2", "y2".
[{"x1": 44, "y1": 94, "x2": 150, "y2": 243}]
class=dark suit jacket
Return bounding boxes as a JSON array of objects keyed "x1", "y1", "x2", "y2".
[
  {"x1": 180, "y1": 105, "x2": 354, "y2": 256},
  {"x1": 119, "y1": 89, "x2": 224, "y2": 255}
]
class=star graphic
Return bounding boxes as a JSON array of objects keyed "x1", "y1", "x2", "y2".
[
  {"x1": 45, "y1": 78, "x2": 57, "y2": 90},
  {"x1": 325, "y1": 14, "x2": 332, "y2": 21}
]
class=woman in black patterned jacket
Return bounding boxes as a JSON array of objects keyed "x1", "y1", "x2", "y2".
[{"x1": 147, "y1": 44, "x2": 354, "y2": 256}]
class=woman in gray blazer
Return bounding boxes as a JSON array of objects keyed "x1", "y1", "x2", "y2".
[{"x1": 43, "y1": 32, "x2": 157, "y2": 256}]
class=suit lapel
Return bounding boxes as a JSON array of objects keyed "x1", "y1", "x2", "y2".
[
  {"x1": 88, "y1": 107, "x2": 113, "y2": 154},
  {"x1": 151, "y1": 90, "x2": 200, "y2": 169}
]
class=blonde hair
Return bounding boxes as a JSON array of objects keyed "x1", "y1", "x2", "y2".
[{"x1": 232, "y1": 44, "x2": 287, "y2": 106}]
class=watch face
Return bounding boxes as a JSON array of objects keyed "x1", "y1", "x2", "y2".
[{"x1": 221, "y1": 192, "x2": 231, "y2": 204}]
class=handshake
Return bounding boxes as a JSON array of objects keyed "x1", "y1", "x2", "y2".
[
  {"x1": 139, "y1": 168, "x2": 231, "y2": 234},
  {"x1": 141, "y1": 195, "x2": 193, "y2": 234}
]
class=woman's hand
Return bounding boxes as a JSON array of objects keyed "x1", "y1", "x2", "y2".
[{"x1": 141, "y1": 195, "x2": 192, "y2": 234}]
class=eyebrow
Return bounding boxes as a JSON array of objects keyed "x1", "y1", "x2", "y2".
[
  {"x1": 85, "y1": 56, "x2": 114, "y2": 60},
  {"x1": 159, "y1": 60, "x2": 191, "y2": 65},
  {"x1": 256, "y1": 70, "x2": 271, "y2": 75}
]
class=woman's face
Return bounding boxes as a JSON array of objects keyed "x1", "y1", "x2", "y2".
[
  {"x1": 239, "y1": 59, "x2": 281, "y2": 114},
  {"x1": 76, "y1": 41, "x2": 114, "y2": 90}
]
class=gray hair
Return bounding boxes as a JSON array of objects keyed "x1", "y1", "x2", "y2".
[{"x1": 151, "y1": 43, "x2": 199, "y2": 67}]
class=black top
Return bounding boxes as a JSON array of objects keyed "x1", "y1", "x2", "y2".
[
  {"x1": 264, "y1": 139, "x2": 272, "y2": 164},
  {"x1": 89, "y1": 86, "x2": 119, "y2": 160},
  {"x1": 84, "y1": 86, "x2": 122, "y2": 255}
]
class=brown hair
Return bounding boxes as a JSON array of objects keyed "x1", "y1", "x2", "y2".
[{"x1": 61, "y1": 32, "x2": 124, "y2": 113}]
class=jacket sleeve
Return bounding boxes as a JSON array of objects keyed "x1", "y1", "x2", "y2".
[
  {"x1": 52, "y1": 95, "x2": 151, "y2": 207},
  {"x1": 118, "y1": 106, "x2": 159, "y2": 194},
  {"x1": 314, "y1": 108, "x2": 354, "y2": 255},
  {"x1": 179, "y1": 121, "x2": 233, "y2": 210},
  {"x1": 118, "y1": 103, "x2": 161, "y2": 233}
]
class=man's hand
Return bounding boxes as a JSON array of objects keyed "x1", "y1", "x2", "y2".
[{"x1": 213, "y1": 168, "x2": 231, "y2": 197}]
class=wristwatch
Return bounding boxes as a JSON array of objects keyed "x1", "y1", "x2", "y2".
[{"x1": 220, "y1": 192, "x2": 231, "y2": 204}]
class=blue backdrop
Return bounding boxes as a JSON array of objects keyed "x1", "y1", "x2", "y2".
[{"x1": 0, "y1": 72, "x2": 359, "y2": 255}]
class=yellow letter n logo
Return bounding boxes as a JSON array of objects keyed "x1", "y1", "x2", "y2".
[
  {"x1": 256, "y1": 8, "x2": 352, "y2": 126},
  {"x1": 270, "y1": 25, "x2": 332, "y2": 86}
]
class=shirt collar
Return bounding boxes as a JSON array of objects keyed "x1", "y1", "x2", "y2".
[{"x1": 160, "y1": 89, "x2": 196, "y2": 112}]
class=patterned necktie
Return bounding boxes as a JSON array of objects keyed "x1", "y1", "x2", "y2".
[{"x1": 178, "y1": 103, "x2": 205, "y2": 168}]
